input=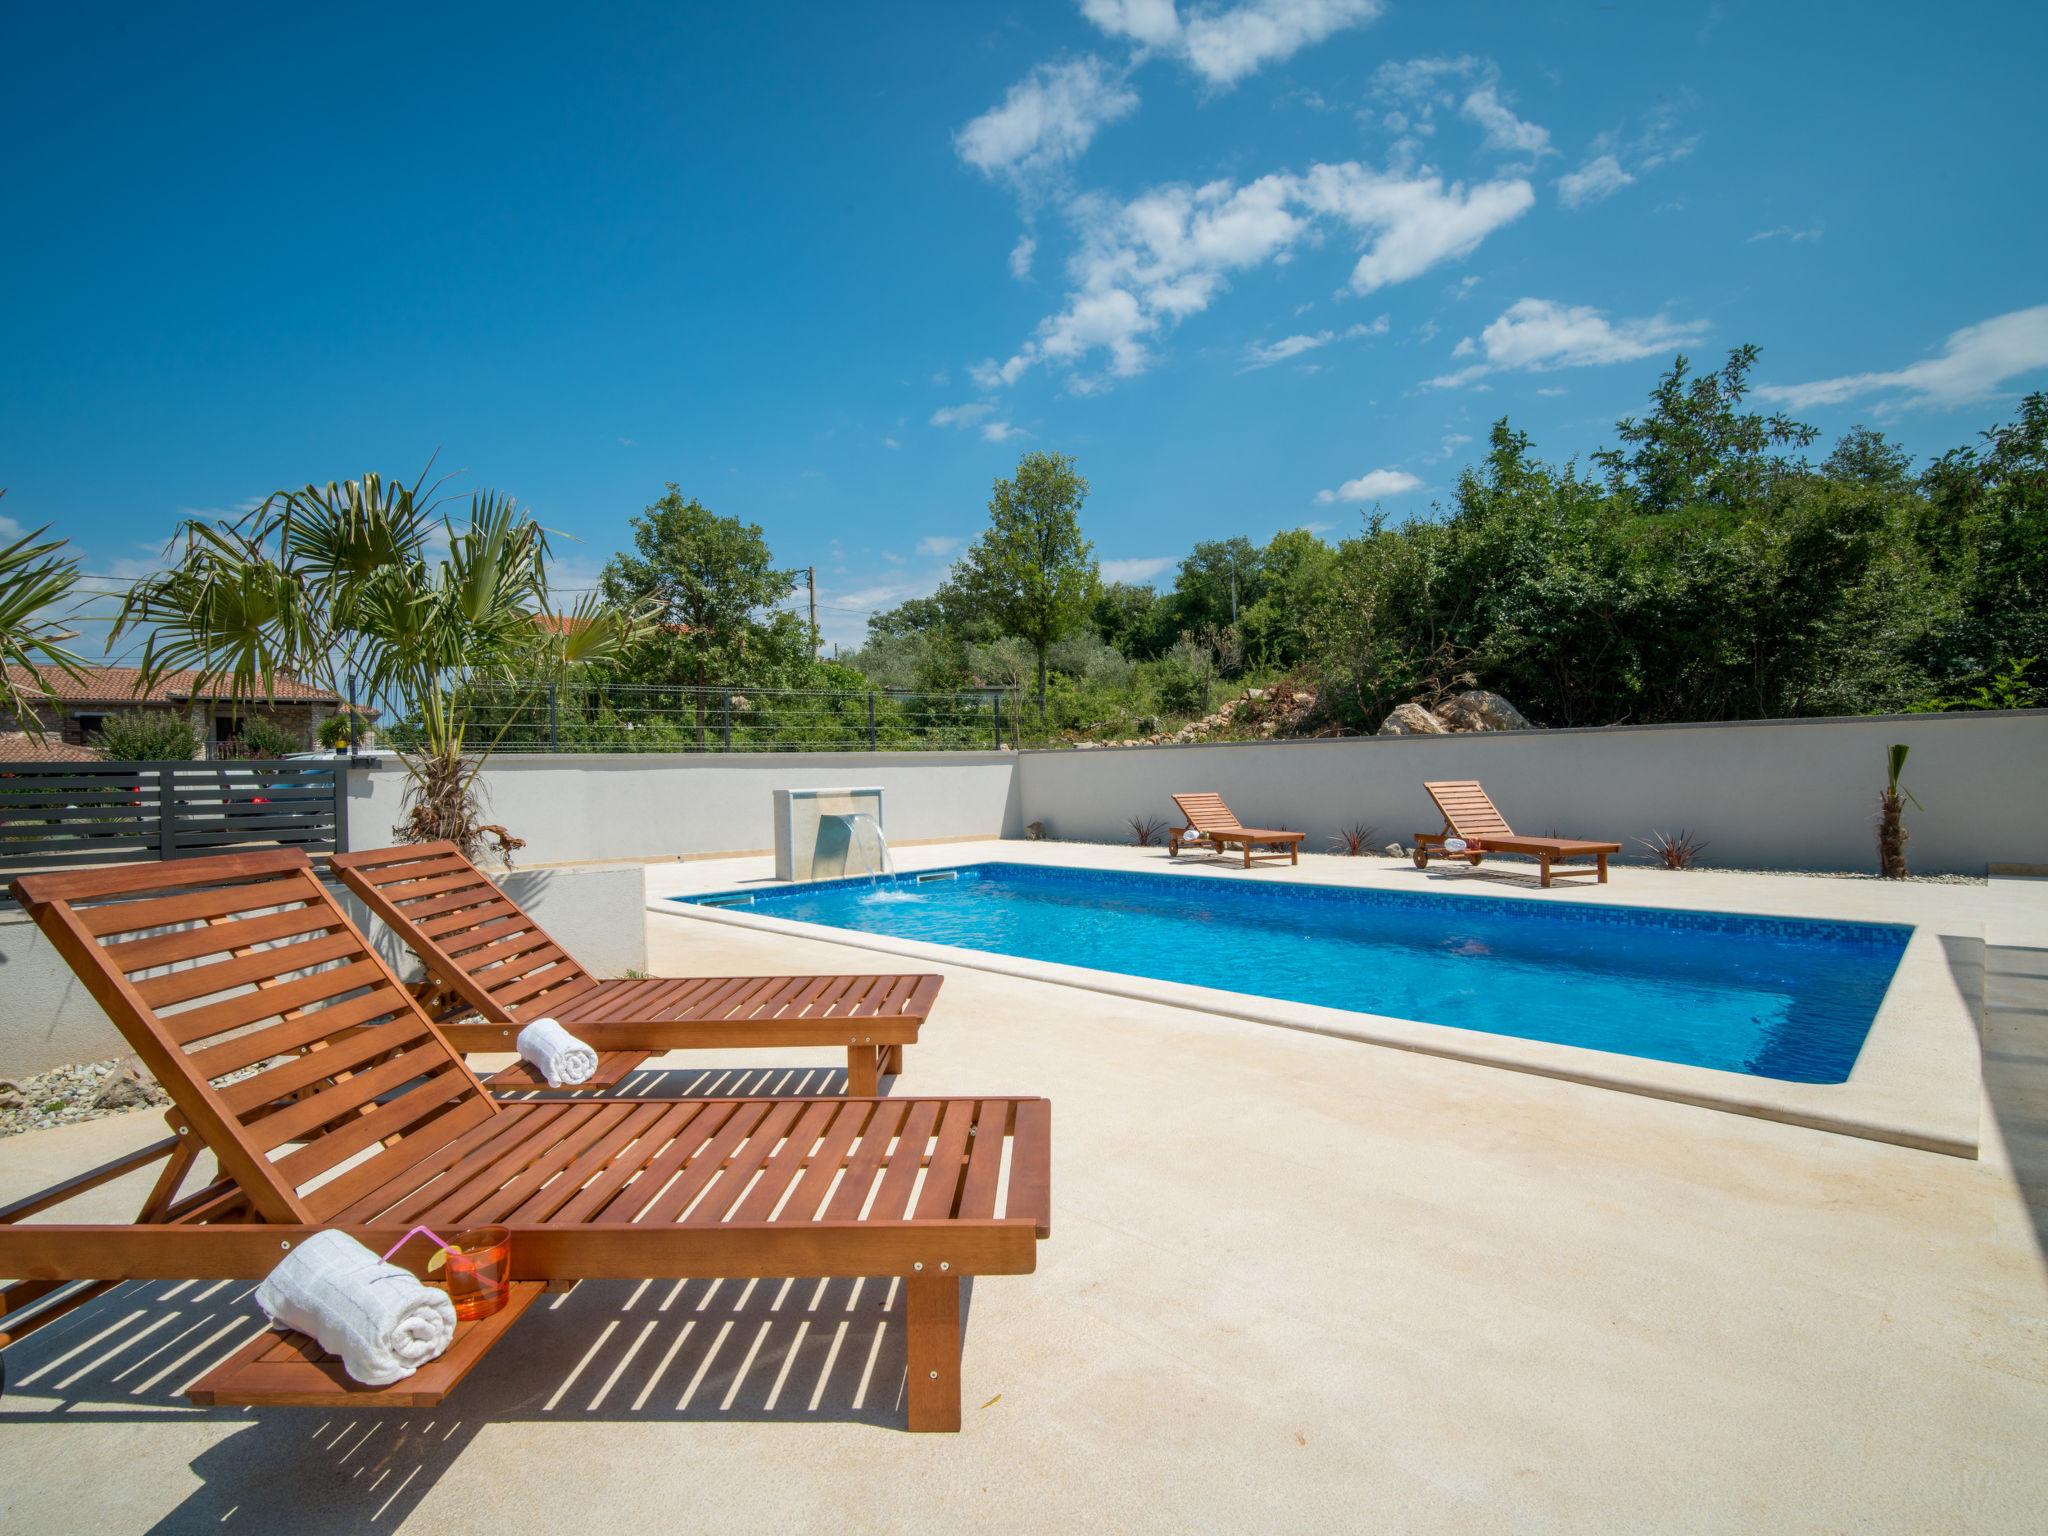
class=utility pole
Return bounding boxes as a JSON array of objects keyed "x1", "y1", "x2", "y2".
[{"x1": 806, "y1": 565, "x2": 819, "y2": 658}]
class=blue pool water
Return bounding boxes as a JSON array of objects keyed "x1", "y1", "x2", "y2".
[{"x1": 675, "y1": 863, "x2": 1910, "y2": 1083}]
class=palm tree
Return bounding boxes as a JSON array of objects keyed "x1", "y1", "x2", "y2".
[
  {"x1": 116, "y1": 472, "x2": 652, "y2": 860},
  {"x1": 0, "y1": 491, "x2": 88, "y2": 740}
]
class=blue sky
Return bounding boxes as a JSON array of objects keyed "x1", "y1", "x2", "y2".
[{"x1": 4, "y1": 2, "x2": 2044, "y2": 653}]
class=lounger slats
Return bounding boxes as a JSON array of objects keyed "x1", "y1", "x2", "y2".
[
  {"x1": 823, "y1": 1101, "x2": 911, "y2": 1222},
  {"x1": 913, "y1": 1100, "x2": 978, "y2": 1220},
  {"x1": 136, "y1": 929, "x2": 364, "y2": 1009},
  {"x1": 328, "y1": 843, "x2": 940, "y2": 1089},
  {"x1": 105, "y1": 904, "x2": 346, "y2": 970},
  {"x1": 161, "y1": 957, "x2": 390, "y2": 1045},
  {"x1": 188, "y1": 988, "x2": 415, "y2": 1080},
  {"x1": 312, "y1": 1096, "x2": 1042, "y2": 1235},
  {"x1": 216, "y1": 1017, "x2": 431, "y2": 1112},
  {"x1": 1423, "y1": 781, "x2": 1517, "y2": 839}
]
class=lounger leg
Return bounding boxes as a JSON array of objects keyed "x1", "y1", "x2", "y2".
[
  {"x1": 847, "y1": 1045, "x2": 880, "y2": 1097},
  {"x1": 1242, "y1": 843, "x2": 1252, "y2": 868},
  {"x1": 904, "y1": 1274, "x2": 962, "y2": 1432},
  {"x1": 1539, "y1": 854, "x2": 1552, "y2": 888},
  {"x1": 1290, "y1": 843, "x2": 1298, "y2": 866},
  {"x1": 882, "y1": 1043, "x2": 904, "y2": 1076},
  {"x1": 1596, "y1": 853, "x2": 1608, "y2": 884}
]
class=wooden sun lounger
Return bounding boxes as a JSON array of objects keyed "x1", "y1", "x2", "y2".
[
  {"x1": 2, "y1": 850, "x2": 1049, "y2": 1428},
  {"x1": 330, "y1": 842, "x2": 939, "y2": 1095},
  {"x1": 1167, "y1": 792, "x2": 1305, "y2": 867},
  {"x1": 1412, "y1": 780, "x2": 1621, "y2": 887}
]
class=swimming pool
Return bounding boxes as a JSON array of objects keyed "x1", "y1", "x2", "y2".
[{"x1": 675, "y1": 863, "x2": 1910, "y2": 1083}]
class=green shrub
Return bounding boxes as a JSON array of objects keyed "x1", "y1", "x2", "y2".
[
  {"x1": 222, "y1": 717, "x2": 303, "y2": 759},
  {"x1": 88, "y1": 711, "x2": 199, "y2": 761},
  {"x1": 317, "y1": 714, "x2": 359, "y2": 750}
]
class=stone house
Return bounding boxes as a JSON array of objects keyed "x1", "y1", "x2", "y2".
[{"x1": 0, "y1": 664, "x2": 351, "y2": 760}]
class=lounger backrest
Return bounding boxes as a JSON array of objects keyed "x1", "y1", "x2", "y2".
[
  {"x1": 13, "y1": 849, "x2": 498, "y2": 1224},
  {"x1": 1172, "y1": 793, "x2": 1244, "y2": 834},
  {"x1": 1424, "y1": 781, "x2": 1515, "y2": 839},
  {"x1": 329, "y1": 842, "x2": 596, "y2": 1025}
]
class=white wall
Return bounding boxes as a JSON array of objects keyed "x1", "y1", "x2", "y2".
[
  {"x1": 345, "y1": 751, "x2": 1021, "y2": 867},
  {"x1": 1013, "y1": 710, "x2": 2048, "y2": 875}
]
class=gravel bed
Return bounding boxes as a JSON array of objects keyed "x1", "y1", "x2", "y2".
[{"x1": 0, "y1": 1055, "x2": 278, "y2": 1140}]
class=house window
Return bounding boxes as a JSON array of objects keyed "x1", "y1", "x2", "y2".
[{"x1": 69, "y1": 713, "x2": 107, "y2": 746}]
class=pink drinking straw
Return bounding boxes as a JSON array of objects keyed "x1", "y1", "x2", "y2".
[{"x1": 380, "y1": 1224, "x2": 461, "y2": 1267}]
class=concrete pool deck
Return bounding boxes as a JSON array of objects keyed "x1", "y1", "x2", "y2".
[
  {"x1": 1, "y1": 856, "x2": 2044, "y2": 1531},
  {"x1": 649, "y1": 841, "x2": 1989, "y2": 1157}
]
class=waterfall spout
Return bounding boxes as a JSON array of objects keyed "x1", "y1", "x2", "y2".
[{"x1": 825, "y1": 810, "x2": 893, "y2": 879}]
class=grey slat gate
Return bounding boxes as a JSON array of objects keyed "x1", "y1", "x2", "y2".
[{"x1": 0, "y1": 759, "x2": 347, "y2": 883}]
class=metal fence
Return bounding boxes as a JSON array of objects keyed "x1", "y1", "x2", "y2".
[
  {"x1": 403, "y1": 683, "x2": 1044, "y2": 754},
  {"x1": 0, "y1": 759, "x2": 348, "y2": 881}
]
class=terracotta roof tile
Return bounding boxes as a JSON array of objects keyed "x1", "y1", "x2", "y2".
[
  {"x1": 0, "y1": 731, "x2": 103, "y2": 763},
  {"x1": 3, "y1": 664, "x2": 339, "y2": 705}
]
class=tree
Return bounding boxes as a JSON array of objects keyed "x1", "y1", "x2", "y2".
[
  {"x1": 1915, "y1": 392, "x2": 2048, "y2": 680},
  {"x1": 0, "y1": 496, "x2": 87, "y2": 740},
  {"x1": 118, "y1": 472, "x2": 648, "y2": 859},
  {"x1": 1170, "y1": 537, "x2": 1265, "y2": 640},
  {"x1": 597, "y1": 488, "x2": 811, "y2": 744},
  {"x1": 1239, "y1": 528, "x2": 1336, "y2": 668},
  {"x1": 1091, "y1": 580, "x2": 1166, "y2": 657},
  {"x1": 954, "y1": 451, "x2": 1099, "y2": 709},
  {"x1": 1592, "y1": 345, "x2": 1818, "y2": 512}
]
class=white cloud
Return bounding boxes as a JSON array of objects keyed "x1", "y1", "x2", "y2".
[
  {"x1": 1080, "y1": 0, "x2": 1183, "y2": 49},
  {"x1": 1370, "y1": 55, "x2": 1547, "y2": 161},
  {"x1": 1100, "y1": 554, "x2": 1177, "y2": 583},
  {"x1": 1460, "y1": 84, "x2": 1550, "y2": 158},
  {"x1": 1534, "y1": 386, "x2": 1567, "y2": 397},
  {"x1": 1084, "y1": 0, "x2": 1384, "y2": 88},
  {"x1": 1370, "y1": 54, "x2": 1479, "y2": 103},
  {"x1": 929, "y1": 402, "x2": 996, "y2": 428},
  {"x1": 1243, "y1": 331, "x2": 1334, "y2": 367},
  {"x1": 955, "y1": 56, "x2": 1138, "y2": 183},
  {"x1": 1747, "y1": 223, "x2": 1823, "y2": 244},
  {"x1": 1296, "y1": 161, "x2": 1535, "y2": 292},
  {"x1": 1315, "y1": 468, "x2": 1422, "y2": 503},
  {"x1": 1556, "y1": 153, "x2": 1634, "y2": 208},
  {"x1": 1755, "y1": 305, "x2": 2048, "y2": 411},
  {"x1": 1425, "y1": 297, "x2": 1707, "y2": 388},
  {"x1": 882, "y1": 436, "x2": 902, "y2": 450},
  {"x1": 1556, "y1": 104, "x2": 1698, "y2": 209},
  {"x1": 1239, "y1": 316, "x2": 1387, "y2": 370},
  {"x1": 1009, "y1": 232, "x2": 1037, "y2": 279},
  {"x1": 981, "y1": 159, "x2": 1529, "y2": 388},
  {"x1": 981, "y1": 420, "x2": 1026, "y2": 442},
  {"x1": 916, "y1": 536, "x2": 962, "y2": 559}
]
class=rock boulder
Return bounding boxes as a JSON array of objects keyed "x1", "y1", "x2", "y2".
[{"x1": 1377, "y1": 703, "x2": 1449, "y2": 736}]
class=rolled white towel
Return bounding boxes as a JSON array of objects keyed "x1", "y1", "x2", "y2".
[
  {"x1": 1444, "y1": 837, "x2": 1469, "y2": 854},
  {"x1": 516, "y1": 1016, "x2": 598, "y2": 1087},
  {"x1": 255, "y1": 1230, "x2": 456, "y2": 1387}
]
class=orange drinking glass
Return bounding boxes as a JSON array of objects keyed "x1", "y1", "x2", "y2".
[{"x1": 432, "y1": 1225, "x2": 512, "y2": 1320}]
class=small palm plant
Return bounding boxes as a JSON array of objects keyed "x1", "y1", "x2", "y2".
[
  {"x1": 1328, "y1": 822, "x2": 1379, "y2": 856},
  {"x1": 116, "y1": 472, "x2": 653, "y2": 861},
  {"x1": 0, "y1": 497, "x2": 88, "y2": 739},
  {"x1": 1877, "y1": 743, "x2": 1919, "y2": 879},
  {"x1": 1127, "y1": 813, "x2": 1166, "y2": 847},
  {"x1": 1636, "y1": 829, "x2": 1709, "y2": 869}
]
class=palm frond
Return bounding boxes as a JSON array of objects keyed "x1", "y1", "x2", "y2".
[{"x1": 0, "y1": 520, "x2": 88, "y2": 739}]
